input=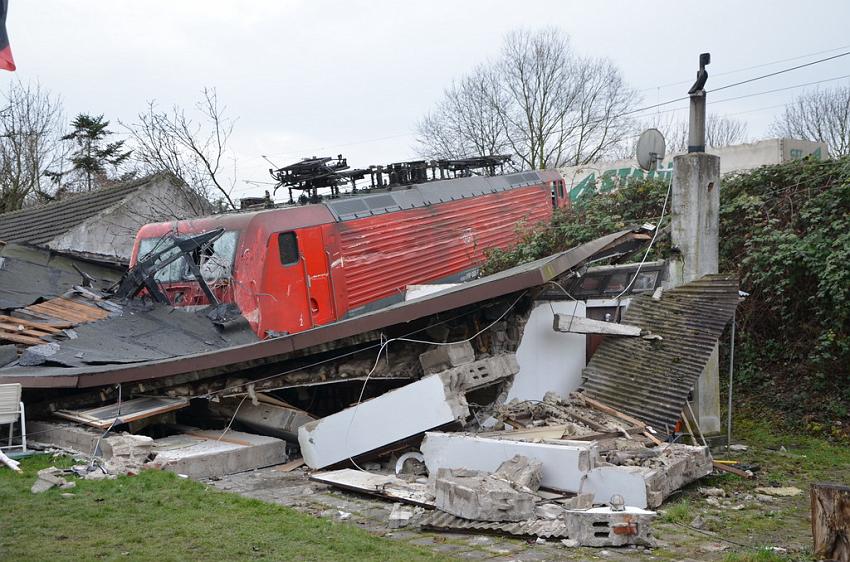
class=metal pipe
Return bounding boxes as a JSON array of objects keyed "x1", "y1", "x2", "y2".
[{"x1": 727, "y1": 310, "x2": 736, "y2": 450}]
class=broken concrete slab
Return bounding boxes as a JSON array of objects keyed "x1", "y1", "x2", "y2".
[
  {"x1": 299, "y1": 355, "x2": 518, "y2": 470},
  {"x1": 419, "y1": 341, "x2": 475, "y2": 375},
  {"x1": 28, "y1": 420, "x2": 104, "y2": 456},
  {"x1": 434, "y1": 467, "x2": 536, "y2": 522},
  {"x1": 507, "y1": 300, "x2": 587, "y2": 403},
  {"x1": 211, "y1": 398, "x2": 315, "y2": 441},
  {"x1": 553, "y1": 314, "x2": 642, "y2": 336},
  {"x1": 310, "y1": 468, "x2": 434, "y2": 507},
  {"x1": 580, "y1": 466, "x2": 649, "y2": 509},
  {"x1": 421, "y1": 431, "x2": 595, "y2": 493},
  {"x1": 150, "y1": 429, "x2": 287, "y2": 479}
]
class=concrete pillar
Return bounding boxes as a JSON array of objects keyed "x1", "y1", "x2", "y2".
[{"x1": 667, "y1": 152, "x2": 721, "y2": 435}]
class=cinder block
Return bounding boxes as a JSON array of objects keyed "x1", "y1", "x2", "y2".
[{"x1": 419, "y1": 341, "x2": 475, "y2": 375}]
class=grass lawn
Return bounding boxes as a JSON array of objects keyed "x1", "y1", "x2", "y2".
[
  {"x1": 0, "y1": 455, "x2": 449, "y2": 562},
  {"x1": 651, "y1": 416, "x2": 850, "y2": 562}
]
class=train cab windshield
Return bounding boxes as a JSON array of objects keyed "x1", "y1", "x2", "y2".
[{"x1": 137, "y1": 230, "x2": 240, "y2": 284}]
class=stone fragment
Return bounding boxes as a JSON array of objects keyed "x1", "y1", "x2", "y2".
[
  {"x1": 493, "y1": 454, "x2": 543, "y2": 491},
  {"x1": 535, "y1": 503, "x2": 565, "y2": 520},
  {"x1": 388, "y1": 503, "x2": 415, "y2": 528},
  {"x1": 728, "y1": 444, "x2": 748, "y2": 451},
  {"x1": 699, "y1": 487, "x2": 725, "y2": 497},
  {"x1": 754, "y1": 486, "x2": 802, "y2": 497},
  {"x1": 561, "y1": 539, "x2": 580, "y2": 548},
  {"x1": 31, "y1": 467, "x2": 67, "y2": 493}
]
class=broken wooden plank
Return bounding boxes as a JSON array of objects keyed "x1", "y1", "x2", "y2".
[
  {"x1": 275, "y1": 458, "x2": 305, "y2": 472},
  {"x1": 0, "y1": 332, "x2": 48, "y2": 346},
  {"x1": 0, "y1": 315, "x2": 64, "y2": 334},
  {"x1": 0, "y1": 322, "x2": 53, "y2": 338},
  {"x1": 577, "y1": 394, "x2": 663, "y2": 445},
  {"x1": 273, "y1": 458, "x2": 306, "y2": 472},
  {"x1": 712, "y1": 461, "x2": 753, "y2": 479},
  {"x1": 553, "y1": 314, "x2": 641, "y2": 337},
  {"x1": 812, "y1": 482, "x2": 850, "y2": 561}
]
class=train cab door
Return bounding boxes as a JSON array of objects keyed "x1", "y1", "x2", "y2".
[{"x1": 294, "y1": 226, "x2": 335, "y2": 327}]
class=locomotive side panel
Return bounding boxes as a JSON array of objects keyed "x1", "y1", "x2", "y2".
[{"x1": 337, "y1": 184, "x2": 553, "y2": 312}]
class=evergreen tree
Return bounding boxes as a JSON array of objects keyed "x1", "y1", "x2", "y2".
[{"x1": 57, "y1": 114, "x2": 132, "y2": 191}]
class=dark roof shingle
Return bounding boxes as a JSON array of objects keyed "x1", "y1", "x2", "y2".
[{"x1": 0, "y1": 174, "x2": 170, "y2": 246}]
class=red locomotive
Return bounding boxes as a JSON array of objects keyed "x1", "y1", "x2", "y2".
[{"x1": 129, "y1": 157, "x2": 569, "y2": 338}]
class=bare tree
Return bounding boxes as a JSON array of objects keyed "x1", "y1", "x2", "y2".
[
  {"x1": 416, "y1": 28, "x2": 637, "y2": 169},
  {"x1": 123, "y1": 87, "x2": 237, "y2": 210},
  {"x1": 770, "y1": 86, "x2": 850, "y2": 156},
  {"x1": 643, "y1": 113, "x2": 748, "y2": 154},
  {"x1": 0, "y1": 81, "x2": 65, "y2": 212},
  {"x1": 417, "y1": 66, "x2": 510, "y2": 160}
]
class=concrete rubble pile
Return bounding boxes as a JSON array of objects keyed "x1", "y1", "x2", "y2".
[
  {"x1": 16, "y1": 323, "x2": 717, "y2": 549},
  {"x1": 2, "y1": 237, "x2": 736, "y2": 550},
  {"x1": 296, "y1": 341, "x2": 716, "y2": 547}
]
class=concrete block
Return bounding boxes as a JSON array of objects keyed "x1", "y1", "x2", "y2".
[
  {"x1": 435, "y1": 467, "x2": 535, "y2": 521},
  {"x1": 564, "y1": 506, "x2": 656, "y2": 547},
  {"x1": 421, "y1": 432, "x2": 595, "y2": 493},
  {"x1": 28, "y1": 421, "x2": 104, "y2": 456},
  {"x1": 151, "y1": 429, "x2": 287, "y2": 479},
  {"x1": 419, "y1": 341, "x2": 475, "y2": 375},
  {"x1": 299, "y1": 355, "x2": 518, "y2": 470}
]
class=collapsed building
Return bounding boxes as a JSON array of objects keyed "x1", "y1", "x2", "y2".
[{"x1": 0, "y1": 157, "x2": 739, "y2": 547}]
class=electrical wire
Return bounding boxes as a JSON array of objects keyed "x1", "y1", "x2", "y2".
[
  {"x1": 611, "y1": 173, "x2": 672, "y2": 302},
  {"x1": 343, "y1": 290, "x2": 528, "y2": 470},
  {"x1": 640, "y1": 43, "x2": 850, "y2": 92},
  {"x1": 709, "y1": 50, "x2": 850, "y2": 93}
]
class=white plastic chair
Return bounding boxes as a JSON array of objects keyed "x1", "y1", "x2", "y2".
[{"x1": 0, "y1": 383, "x2": 26, "y2": 452}]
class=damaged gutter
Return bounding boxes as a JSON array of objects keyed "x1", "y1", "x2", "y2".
[{"x1": 0, "y1": 227, "x2": 650, "y2": 389}]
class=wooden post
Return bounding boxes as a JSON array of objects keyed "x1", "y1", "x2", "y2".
[{"x1": 812, "y1": 482, "x2": 850, "y2": 561}]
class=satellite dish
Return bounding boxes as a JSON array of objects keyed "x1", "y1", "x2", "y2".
[{"x1": 636, "y1": 128, "x2": 666, "y2": 171}]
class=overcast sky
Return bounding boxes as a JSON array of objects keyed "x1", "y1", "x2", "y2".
[{"x1": 7, "y1": 1, "x2": 850, "y2": 200}]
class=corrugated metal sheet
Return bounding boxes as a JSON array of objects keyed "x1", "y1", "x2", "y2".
[
  {"x1": 339, "y1": 185, "x2": 552, "y2": 308},
  {"x1": 420, "y1": 511, "x2": 571, "y2": 538},
  {"x1": 581, "y1": 274, "x2": 739, "y2": 431}
]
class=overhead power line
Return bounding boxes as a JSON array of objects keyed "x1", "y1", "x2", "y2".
[
  {"x1": 643, "y1": 43, "x2": 850, "y2": 91},
  {"x1": 709, "y1": 51, "x2": 850, "y2": 93}
]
